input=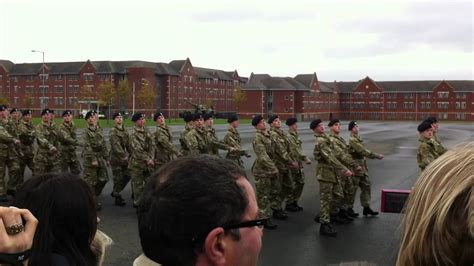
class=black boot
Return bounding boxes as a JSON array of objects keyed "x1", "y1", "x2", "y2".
[
  {"x1": 272, "y1": 209, "x2": 288, "y2": 220},
  {"x1": 295, "y1": 202, "x2": 303, "y2": 211},
  {"x1": 347, "y1": 208, "x2": 359, "y2": 218},
  {"x1": 320, "y1": 223, "x2": 337, "y2": 237},
  {"x1": 363, "y1": 207, "x2": 379, "y2": 216},
  {"x1": 114, "y1": 195, "x2": 126, "y2": 206},
  {"x1": 331, "y1": 213, "x2": 350, "y2": 224},
  {"x1": 264, "y1": 219, "x2": 278, "y2": 230},
  {"x1": 285, "y1": 202, "x2": 299, "y2": 212},
  {"x1": 339, "y1": 209, "x2": 354, "y2": 222}
]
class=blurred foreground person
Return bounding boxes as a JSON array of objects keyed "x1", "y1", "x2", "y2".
[
  {"x1": 135, "y1": 155, "x2": 264, "y2": 266},
  {"x1": 12, "y1": 174, "x2": 103, "y2": 266},
  {"x1": 397, "y1": 142, "x2": 474, "y2": 266}
]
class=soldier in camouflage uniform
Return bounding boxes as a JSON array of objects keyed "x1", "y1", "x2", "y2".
[
  {"x1": 109, "y1": 112, "x2": 131, "y2": 206},
  {"x1": 179, "y1": 113, "x2": 194, "y2": 156},
  {"x1": 82, "y1": 111, "x2": 109, "y2": 210},
  {"x1": 129, "y1": 113, "x2": 154, "y2": 207},
  {"x1": 34, "y1": 108, "x2": 61, "y2": 177},
  {"x1": 311, "y1": 119, "x2": 353, "y2": 237},
  {"x1": 423, "y1": 116, "x2": 447, "y2": 156},
  {"x1": 223, "y1": 114, "x2": 251, "y2": 168},
  {"x1": 251, "y1": 115, "x2": 278, "y2": 229},
  {"x1": 203, "y1": 113, "x2": 233, "y2": 156},
  {"x1": 4, "y1": 108, "x2": 23, "y2": 195},
  {"x1": 185, "y1": 114, "x2": 209, "y2": 155},
  {"x1": 285, "y1": 118, "x2": 311, "y2": 212},
  {"x1": 58, "y1": 110, "x2": 81, "y2": 175},
  {"x1": 153, "y1": 112, "x2": 179, "y2": 170},
  {"x1": 328, "y1": 119, "x2": 362, "y2": 220},
  {"x1": 18, "y1": 109, "x2": 35, "y2": 179},
  {"x1": 417, "y1": 121, "x2": 440, "y2": 171},
  {"x1": 0, "y1": 105, "x2": 21, "y2": 201},
  {"x1": 347, "y1": 121, "x2": 383, "y2": 216},
  {"x1": 268, "y1": 115, "x2": 298, "y2": 220}
]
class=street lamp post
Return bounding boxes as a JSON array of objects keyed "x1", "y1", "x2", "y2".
[{"x1": 31, "y1": 50, "x2": 45, "y2": 110}]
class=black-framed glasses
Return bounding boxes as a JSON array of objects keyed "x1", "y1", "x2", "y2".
[{"x1": 221, "y1": 218, "x2": 269, "y2": 230}]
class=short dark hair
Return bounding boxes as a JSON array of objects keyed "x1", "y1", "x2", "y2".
[
  {"x1": 12, "y1": 174, "x2": 98, "y2": 266},
  {"x1": 138, "y1": 155, "x2": 249, "y2": 266}
]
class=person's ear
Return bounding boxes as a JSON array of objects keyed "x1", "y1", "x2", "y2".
[{"x1": 203, "y1": 227, "x2": 227, "y2": 265}]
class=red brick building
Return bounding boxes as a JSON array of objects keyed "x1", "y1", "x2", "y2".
[{"x1": 1, "y1": 58, "x2": 472, "y2": 121}]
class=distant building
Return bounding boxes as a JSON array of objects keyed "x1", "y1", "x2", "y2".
[{"x1": 0, "y1": 59, "x2": 472, "y2": 121}]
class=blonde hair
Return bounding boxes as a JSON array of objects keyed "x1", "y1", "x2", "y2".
[
  {"x1": 397, "y1": 142, "x2": 474, "y2": 266},
  {"x1": 91, "y1": 230, "x2": 113, "y2": 266}
]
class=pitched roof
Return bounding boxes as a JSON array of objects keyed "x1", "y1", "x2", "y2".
[
  {"x1": 169, "y1": 60, "x2": 186, "y2": 72},
  {"x1": 374, "y1": 80, "x2": 440, "y2": 92},
  {"x1": 442, "y1": 80, "x2": 474, "y2": 92},
  {"x1": 0, "y1": 60, "x2": 15, "y2": 72},
  {"x1": 194, "y1": 67, "x2": 234, "y2": 80},
  {"x1": 294, "y1": 74, "x2": 314, "y2": 87}
]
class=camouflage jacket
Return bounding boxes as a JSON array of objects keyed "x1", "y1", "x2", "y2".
[
  {"x1": 58, "y1": 122, "x2": 79, "y2": 156},
  {"x1": 35, "y1": 122, "x2": 60, "y2": 158},
  {"x1": 186, "y1": 127, "x2": 208, "y2": 154},
  {"x1": 82, "y1": 123, "x2": 108, "y2": 162},
  {"x1": 179, "y1": 125, "x2": 193, "y2": 156},
  {"x1": 417, "y1": 137, "x2": 439, "y2": 171},
  {"x1": 154, "y1": 125, "x2": 179, "y2": 165},
  {"x1": 224, "y1": 127, "x2": 248, "y2": 159},
  {"x1": 205, "y1": 125, "x2": 230, "y2": 155},
  {"x1": 287, "y1": 129, "x2": 308, "y2": 164},
  {"x1": 348, "y1": 134, "x2": 379, "y2": 174},
  {"x1": 329, "y1": 133, "x2": 359, "y2": 170},
  {"x1": 0, "y1": 125, "x2": 17, "y2": 155},
  {"x1": 0, "y1": 118, "x2": 20, "y2": 157},
  {"x1": 109, "y1": 124, "x2": 130, "y2": 165},
  {"x1": 431, "y1": 133, "x2": 447, "y2": 156},
  {"x1": 252, "y1": 129, "x2": 278, "y2": 175},
  {"x1": 129, "y1": 125, "x2": 154, "y2": 167},
  {"x1": 18, "y1": 120, "x2": 36, "y2": 152},
  {"x1": 313, "y1": 133, "x2": 348, "y2": 183},
  {"x1": 269, "y1": 128, "x2": 294, "y2": 169}
]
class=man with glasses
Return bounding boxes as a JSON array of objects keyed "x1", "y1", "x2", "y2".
[{"x1": 135, "y1": 155, "x2": 264, "y2": 266}]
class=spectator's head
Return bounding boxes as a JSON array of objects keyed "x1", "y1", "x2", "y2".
[
  {"x1": 397, "y1": 142, "x2": 474, "y2": 266},
  {"x1": 138, "y1": 155, "x2": 263, "y2": 266},
  {"x1": 12, "y1": 174, "x2": 98, "y2": 266}
]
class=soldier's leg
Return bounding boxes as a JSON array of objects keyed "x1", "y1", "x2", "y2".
[
  {"x1": 0, "y1": 158, "x2": 8, "y2": 201},
  {"x1": 6, "y1": 157, "x2": 21, "y2": 194},
  {"x1": 94, "y1": 161, "x2": 109, "y2": 196},
  {"x1": 359, "y1": 174, "x2": 372, "y2": 208},
  {"x1": 131, "y1": 167, "x2": 149, "y2": 206},
  {"x1": 18, "y1": 159, "x2": 27, "y2": 182},
  {"x1": 318, "y1": 181, "x2": 333, "y2": 224},
  {"x1": 25, "y1": 154, "x2": 35, "y2": 176},
  {"x1": 33, "y1": 155, "x2": 47, "y2": 177},
  {"x1": 111, "y1": 164, "x2": 131, "y2": 196},
  {"x1": 69, "y1": 160, "x2": 82, "y2": 175},
  {"x1": 348, "y1": 174, "x2": 361, "y2": 209},
  {"x1": 82, "y1": 163, "x2": 99, "y2": 195},
  {"x1": 253, "y1": 174, "x2": 272, "y2": 218},
  {"x1": 270, "y1": 173, "x2": 285, "y2": 219},
  {"x1": 286, "y1": 168, "x2": 305, "y2": 208},
  {"x1": 59, "y1": 157, "x2": 69, "y2": 173},
  {"x1": 280, "y1": 169, "x2": 294, "y2": 209}
]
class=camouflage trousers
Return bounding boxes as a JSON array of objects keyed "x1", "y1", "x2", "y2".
[
  {"x1": 0, "y1": 155, "x2": 20, "y2": 195},
  {"x1": 226, "y1": 155, "x2": 244, "y2": 169},
  {"x1": 19, "y1": 152, "x2": 34, "y2": 180},
  {"x1": 59, "y1": 153, "x2": 82, "y2": 175},
  {"x1": 254, "y1": 172, "x2": 281, "y2": 218},
  {"x1": 287, "y1": 167, "x2": 305, "y2": 204},
  {"x1": 33, "y1": 152, "x2": 60, "y2": 177},
  {"x1": 348, "y1": 173, "x2": 371, "y2": 208},
  {"x1": 277, "y1": 168, "x2": 293, "y2": 210},
  {"x1": 83, "y1": 159, "x2": 109, "y2": 196},
  {"x1": 130, "y1": 164, "x2": 153, "y2": 206},
  {"x1": 111, "y1": 161, "x2": 131, "y2": 197},
  {"x1": 319, "y1": 180, "x2": 343, "y2": 224},
  {"x1": 336, "y1": 174, "x2": 354, "y2": 210}
]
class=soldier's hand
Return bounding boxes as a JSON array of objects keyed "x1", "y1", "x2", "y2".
[
  {"x1": 122, "y1": 156, "x2": 128, "y2": 161},
  {"x1": 245, "y1": 154, "x2": 252, "y2": 158},
  {"x1": 378, "y1": 154, "x2": 384, "y2": 160},
  {"x1": 305, "y1": 158, "x2": 312, "y2": 164},
  {"x1": 91, "y1": 160, "x2": 99, "y2": 166},
  {"x1": 13, "y1": 139, "x2": 20, "y2": 145},
  {"x1": 147, "y1": 159, "x2": 155, "y2": 166},
  {"x1": 272, "y1": 169, "x2": 279, "y2": 176},
  {"x1": 49, "y1": 146, "x2": 58, "y2": 153},
  {"x1": 289, "y1": 161, "x2": 299, "y2": 169},
  {"x1": 343, "y1": 170, "x2": 353, "y2": 177},
  {"x1": 355, "y1": 165, "x2": 363, "y2": 172}
]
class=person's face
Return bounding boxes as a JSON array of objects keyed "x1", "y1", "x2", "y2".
[
  {"x1": 206, "y1": 118, "x2": 214, "y2": 127},
  {"x1": 331, "y1": 122, "x2": 341, "y2": 134},
  {"x1": 230, "y1": 120, "x2": 239, "y2": 129},
  {"x1": 136, "y1": 117, "x2": 146, "y2": 127},
  {"x1": 115, "y1": 115, "x2": 123, "y2": 125},
  {"x1": 314, "y1": 123, "x2": 325, "y2": 134},
  {"x1": 88, "y1": 114, "x2": 97, "y2": 125},
  {"x1": 431, "y1": 122, "x2": 439, "y2": 132},
  {"x1": 351, "y1": 124, "x2": 359, "y2": 134},
  {"x1": 63, "y1": 114, "x2": 73, "y2": 123},
  {"x1": 255, "y1": 120, "x2": 266, "y2": 131},
  {"x1": 42, "y1": 114, "x2": 50, "y2": 123},
  {"x1": 11, "y1": 111, "x2": 20, "y2": 121},
  {"x1": 157, "y1": 115, "x2": 166, "y2": 126},
  {"x1": 421, "y1": 128, "x2": 433, "y2": 139},
  {"x1": 0, "y1": 110, "x2": 8, "y2": 119},
  {"x1": 226, "y1": 178, "x2": 263, "y2": 266},
  {"x1": 23, "y1": 114, "x2": 32, "y2": 122},
  {"x1": 271, "y1": 118, "x2": 281, "y2": 129},
  {"x1": 289, "y1": 123, "x2": 298, "y2": 131},
  {"x1": 195, "y1": 118, "x2": 204, "y2": 128}
]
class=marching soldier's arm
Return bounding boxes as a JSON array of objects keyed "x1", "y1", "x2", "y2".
[
  {"x1": 0, "y1": 126, "x2": 17, "y2": 144},
  {"x1": 289, "y1": 133, "x2": 308, "y2": 161},
  {"x1": 253, "y1": 136, "x2": 278, "y2": 172},
  {"x1": 155, "y1": 131, "x2": 179, "y2": 155},
  {"x1": 271, "y1": 132, "x2": 293, "y2": 163},
  {"x1": 35, "y1": 125, "x2": 55, "y2": 150},
  {"x1": 82, "y1": 129, "x2": 98, "y2": 161},
  {"x1": 316, "y1": 139, "x2": 349, "y2": 173},
  {"x1": 185, "y1": 131, "x2": 200, "y2": 155},
  {"x1": 109, "y1": 130, "x2": 127, "y2": 159},
  {"x1": 130, "y1": 134, "x2": 153, "y2": 162},
  {"x1": 58, "y1": 126, "x2": 78, "y2": 146},
  {"x1": 349, "y1": 138, "x2": 379, "y2": 159},
  {"x1": 224, "y1": 132, "x2": 247, "y2": 156},
  {"x1": 418, "y1": 143, "x2": 436, "y2": 170}
]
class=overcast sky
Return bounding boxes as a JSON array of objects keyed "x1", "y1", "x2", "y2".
[{"x1": 1, "y1": 0, "x2": 472, "y2": 81}]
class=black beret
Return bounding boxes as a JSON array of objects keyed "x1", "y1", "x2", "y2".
[
  {"x1": 9, "y1": 108, "x2": 19, "y2": 114},
  {"x1": 251, "y1": 115, "x2": 264, "y2": 126},
  {"x1": 227, "y1": 114, "x2": 238, "y2": 123},
  {"x1": 183, "y1": 113, "x2": 193, "y2": 123},
  {"x1": 153, "y1": 112, "x2": 164, "y2": 121},
  {"x1": 0, "y1": 105, "x2": 7, "y2": 111},
  {"x1": 131, "y1": 113, "x2": 145, "y2": 122},
  {"x1": 41, "y1": 108, "x2": 51, "y2": 116},
  {"x1": 417, "y1": 121, "x2": 432, "y2": 133},
  {"x1": 193, "y1": 113, "x2": 203, "y2": 121},
  {"x1": 84, "y1": 110, "x2": 97, "y2": 120},
  {"x1": 310, "y1": 119, "x2": 322, "y2": 130},
  {"x1": 327, "y1": 119, "x2": 340, "y2": 127},
  {"x1": 22, "y1": 109, "x2": 32, "y2": 116},
  {"x1": 286, "y1": 117, "x2": 297, "y2": 126},
  {"x1": 423, "y1": 116, "x2": 438, "y2": 124},
  {"x1": 348, "y1": 121, "x2": 358, "y2": 131},
  {"x1": 62, "y1": 110, "x2": 72, "y2": 116},
  {"x1": 203, "y1": 113, "x2": 213, "y2": 121},
  {"x1": 112, "y1": 112, "x2": 122, "y2": 119},
  {"x1": 268, "y1": 115, "x2": 279, "y2": 124}
]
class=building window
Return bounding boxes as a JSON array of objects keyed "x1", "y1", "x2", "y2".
[
  {"x1": 39, "y1": 74, "x2": 48, "y2": 81},
  {"x1": 40, "y1": 86, "x2": 49, "y2": 94},
  {"x1": 68, "y1": 75, "x2": 79, "y2": 81},
  {"x1": 11, "y1": 76, "x2": 18, "y2": 82},
  {"x1": 54, "y1": 85, "x2": 64, "y2": 93},
  {"x1": 54, "y1": 75, "x2": 63, "y2": 81},
  {"x1": 284, "y1": 96, "x2": 289, "y2": 100},
  {"x1": 437, "y1": 91, "x2": 449, "y2": 99},
  {"x1": 83, "y1": 73, "x2": 94, "y2": 81},
  {"x1": 26, "y1": 75, "x2": 34, "y2": 82},
  {"x1": 13, "y1": 97, "x2": 18, "y2": 104}
]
